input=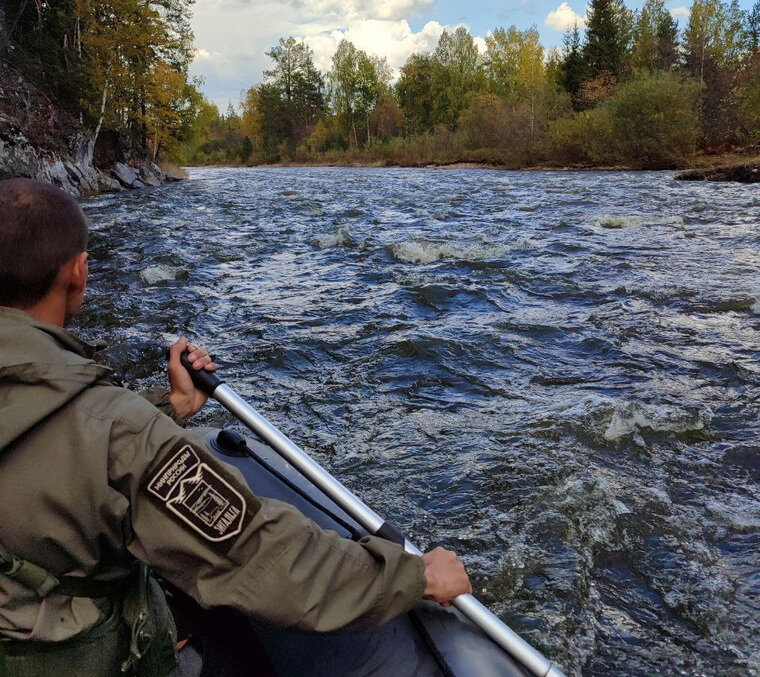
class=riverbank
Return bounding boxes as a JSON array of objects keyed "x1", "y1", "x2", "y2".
[
  {"x1": 188, "y1": 152, "x2": 759, "y2": 181},
  {"x1": 0, "y1": 125, "x2": 185, "y2": 197}
]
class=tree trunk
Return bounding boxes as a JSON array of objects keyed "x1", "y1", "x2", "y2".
[
  {"x1": 88, "y1": 81, "x2": 109, "y2": 166},
  {"x1": 9, "y1": 0, "x2": 30, "y2": 37}
]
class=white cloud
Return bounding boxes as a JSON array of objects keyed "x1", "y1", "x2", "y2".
[
  {"x1": 545, "y1": 2, "x2": 586, "y2": 32},
  {"x1": 670, "y1": 6, "x2": 689, "y2": 19},
  {"x1": 194, "y1": 48, "x2": 221, "y2": 61},
  {"x1": 288, "y1": 0, "x2": 434, "y2": 22},
  {"x1": 300, "y1": 19, "x2": 449, "y2": 76}
]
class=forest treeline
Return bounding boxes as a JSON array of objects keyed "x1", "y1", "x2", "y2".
[
  {"x1": 190, "y1": 0, "x2": 760, "y2": 169},
  {"x1": 4, "y1": 0, "x2": 759, "y2": 169}
]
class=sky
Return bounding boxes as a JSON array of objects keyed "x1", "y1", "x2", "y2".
[{"x1": 189, "y1": 0, "x2": 755, "y2": 110}]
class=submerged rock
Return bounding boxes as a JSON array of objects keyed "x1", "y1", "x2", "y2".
[{"x1": 676, "y1": 162, "x2": 760, "y2": 183}]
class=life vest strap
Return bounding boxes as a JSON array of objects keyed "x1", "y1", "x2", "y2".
[{"x1": 0, "y1": 543, "x2": 125, "y2": 599}]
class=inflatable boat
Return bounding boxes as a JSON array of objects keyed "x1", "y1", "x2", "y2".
[{"x1": 196, "y1": 425, "x2": 530, "y2": 677}]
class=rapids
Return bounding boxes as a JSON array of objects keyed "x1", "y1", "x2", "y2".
[{"x1": 78, "y1": 167, "x2": 760, "y2": 676}]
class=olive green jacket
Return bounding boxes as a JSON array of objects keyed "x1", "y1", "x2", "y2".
[{"x1": 0, "y1": 307, "x2": 425, "y2": 643}]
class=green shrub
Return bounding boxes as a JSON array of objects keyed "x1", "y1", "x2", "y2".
[
  {"x1": 606, "y1": 72, "x2": 702, "y2": 167},
  {"x1": 540, "y1": 72, "x2": 701, "y2": 167}
]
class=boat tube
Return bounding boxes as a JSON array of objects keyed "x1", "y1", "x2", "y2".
[{"x1": 195, "y1": 426, "x2": 531, "y2": 677}]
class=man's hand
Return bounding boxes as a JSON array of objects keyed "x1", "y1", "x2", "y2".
[
  {"x1": 421, "y1": 546, "x2": 472, "y2": 607},
  {"x1": 167, "y1": 338, "x2": 218, "y2": 420}
]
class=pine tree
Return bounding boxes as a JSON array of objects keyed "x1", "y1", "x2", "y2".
[
  {"x1": 749, "y1": 0, "x2": 760, "y2": 50},
  {"x1": 560, "y1": 23, "x2": 585, "y2": 96},
  {"x1": 582, "y1": 0, "x2": 630, "y2": 78},
  {"x1": 632, "y1": 0, "x2": 679, "y2": 71},
  {"x1": 265, "y1": 37, "x2": 325, "y2": 140}
]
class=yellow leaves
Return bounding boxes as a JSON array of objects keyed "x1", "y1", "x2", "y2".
[
  {"x1": 307, "y1": 121, "x2": 329, "y2": 153},
  {"x1": 240, "y1": 86, "x2": 263, "y2": 145},
  {"x1": 485, "y1": 26, "x2": 546, "y2": 101}
]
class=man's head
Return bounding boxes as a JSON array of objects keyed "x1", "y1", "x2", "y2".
[{"x1": 0, "y1": 178, "x2": 89, "y2": 325}]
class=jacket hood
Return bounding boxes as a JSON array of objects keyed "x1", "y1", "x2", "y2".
[{"x1": 0, "y1": 307, "x2": 111, "y2": 450}]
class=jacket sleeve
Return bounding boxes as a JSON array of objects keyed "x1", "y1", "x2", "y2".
[
  {"x1": 106, "y1": 396, "x2": 426, "y2": 632},
  {"x1": 138, "y1": 386, "x2": 188, "y2": 427}
]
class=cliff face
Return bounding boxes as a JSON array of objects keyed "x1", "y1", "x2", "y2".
[
  {"x1": 0, "y1": 122, "x2": 180, "y2": 197},
  {"x1": 0, "y1": 13, "x2": 181, "y2": 197}
]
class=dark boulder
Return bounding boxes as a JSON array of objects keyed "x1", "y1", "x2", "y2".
[{"x1": 676, "y1": 162, "x2": 760, "y2": 183}]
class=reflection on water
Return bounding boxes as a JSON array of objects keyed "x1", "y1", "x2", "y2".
[{"x1": 79, "y1": 167, "x2": 760, "y2": 676}]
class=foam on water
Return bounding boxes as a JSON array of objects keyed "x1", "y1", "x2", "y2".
[
  {"x1": 389, "y1": 240, "x2": 502, "y2": 264},
  {"x1": 311, "y1": 226, "x2": 353, "y2": 249},
  {"x1": 139, "y1": 264, "x2": 186, "y2": 285},
  {"x1": 602, "y1": 400, "x2": 709, "y2": 443},
  {"x1": 595, "y1": 214, "x2": 684, "y2": 229}
]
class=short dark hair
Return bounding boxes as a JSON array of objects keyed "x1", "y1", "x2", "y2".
[{"x1": 0, "y1": 178, "x2": 88, "y2": 308}]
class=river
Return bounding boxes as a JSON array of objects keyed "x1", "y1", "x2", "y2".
[{"x1": 77, "y1": 167, "x2": 760, "y2": 676}]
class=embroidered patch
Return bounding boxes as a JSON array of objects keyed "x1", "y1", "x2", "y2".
[{"x1": 148, "y1": 445, "x2": 246, "y2": 542}]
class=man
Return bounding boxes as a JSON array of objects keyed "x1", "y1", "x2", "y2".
[{"x1": 0, "y1": 178, "x2": 472, "y2": 676}]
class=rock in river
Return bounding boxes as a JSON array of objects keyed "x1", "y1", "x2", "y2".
[{"x1": 676, "y1": 161, "x2": 760, "y2": 183}]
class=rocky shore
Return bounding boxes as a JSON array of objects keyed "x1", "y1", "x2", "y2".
[
  {"x1": 0, "y1": 125, "x2": 182, "y2": 197},
  {"x1": 675, "y1": 160, "x2": 760, "y2": 183}
]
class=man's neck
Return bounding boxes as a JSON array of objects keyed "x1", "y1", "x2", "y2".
[{"x1": 24, "y1": 292, "x2": 67, "y2": 328}]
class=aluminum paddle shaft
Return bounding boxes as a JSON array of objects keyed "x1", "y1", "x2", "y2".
[{"x1": 180, "y1": 355, "x2": 567, "y2": 677}]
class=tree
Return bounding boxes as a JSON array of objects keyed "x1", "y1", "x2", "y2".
[
  {"x1": 431, "y1": 27, "x2": 483, "y2": 128},
  {"x1": 397, "y1": 53, "x2": 435, "y2": 134},
  {"x1": 682, "y1": 0, "x2": 747, "y2": 80},
  {"x1": 240, "y1": 135, "x2": 253, "y2": 163},
  {"x1": 483, "y1": 26, "x2": 546, "y2": 144},
  {"x1": 485, "y1": 27, "x2": 542, "y2": 99},
  {"x1": 560, "y1": 23, "x2": 585, "y2": 100},
  {"x1": 582, "y1": 0, "x2": 632, "y2": 78},
  {"x1": 240, "y1": 86, "x2": 263, "y2": 148},
  {"x1": 683, "y1": 0, "x2": 750, "y2": 146},
  {"x1": 370, "y1": 93, "x2": 403, "y2": 141},
  {"x1": 632, "y1": 0, "x2": 679, "y2": 71},
  {"x1": 749, "y1": 0, "x2": 760, "y2": 50},
  {"x1": 306, "y1": 120, "x2": 330, "y2": 153},
  {"x1": 6, "y1": 0, "x2": 196, "y2": 161},
  {"x1": 606, "y1": 73, "x2": 702, "y2": 165},
  {"x1": 265, "y1": 36, "x2": 325, "y2": 139},
  {"x1": 144, "y1": 60, "x2": 186, "y2": 160},
  {"x1": 250, "y1": 82, "x2": 291, "y2": 160},
  {"x1": 733, "y1": 52, "x2": 760, "y2": 143},
  {"x1": 328, "y1": 40, "x2": 386, "y2": 146}
]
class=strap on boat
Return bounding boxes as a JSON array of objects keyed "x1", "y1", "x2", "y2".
[{"x1": 0, "y1": 543, "x2": 125, "y2": 599}]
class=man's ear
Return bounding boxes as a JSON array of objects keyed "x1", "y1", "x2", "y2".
[{"x1": 70, "y1": 251, "x2": 88, "y2": 296}]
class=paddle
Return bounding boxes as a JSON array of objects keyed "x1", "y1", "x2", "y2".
[{"x1": 179, "y1": 351, "x2": 567, "y2": 677}]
